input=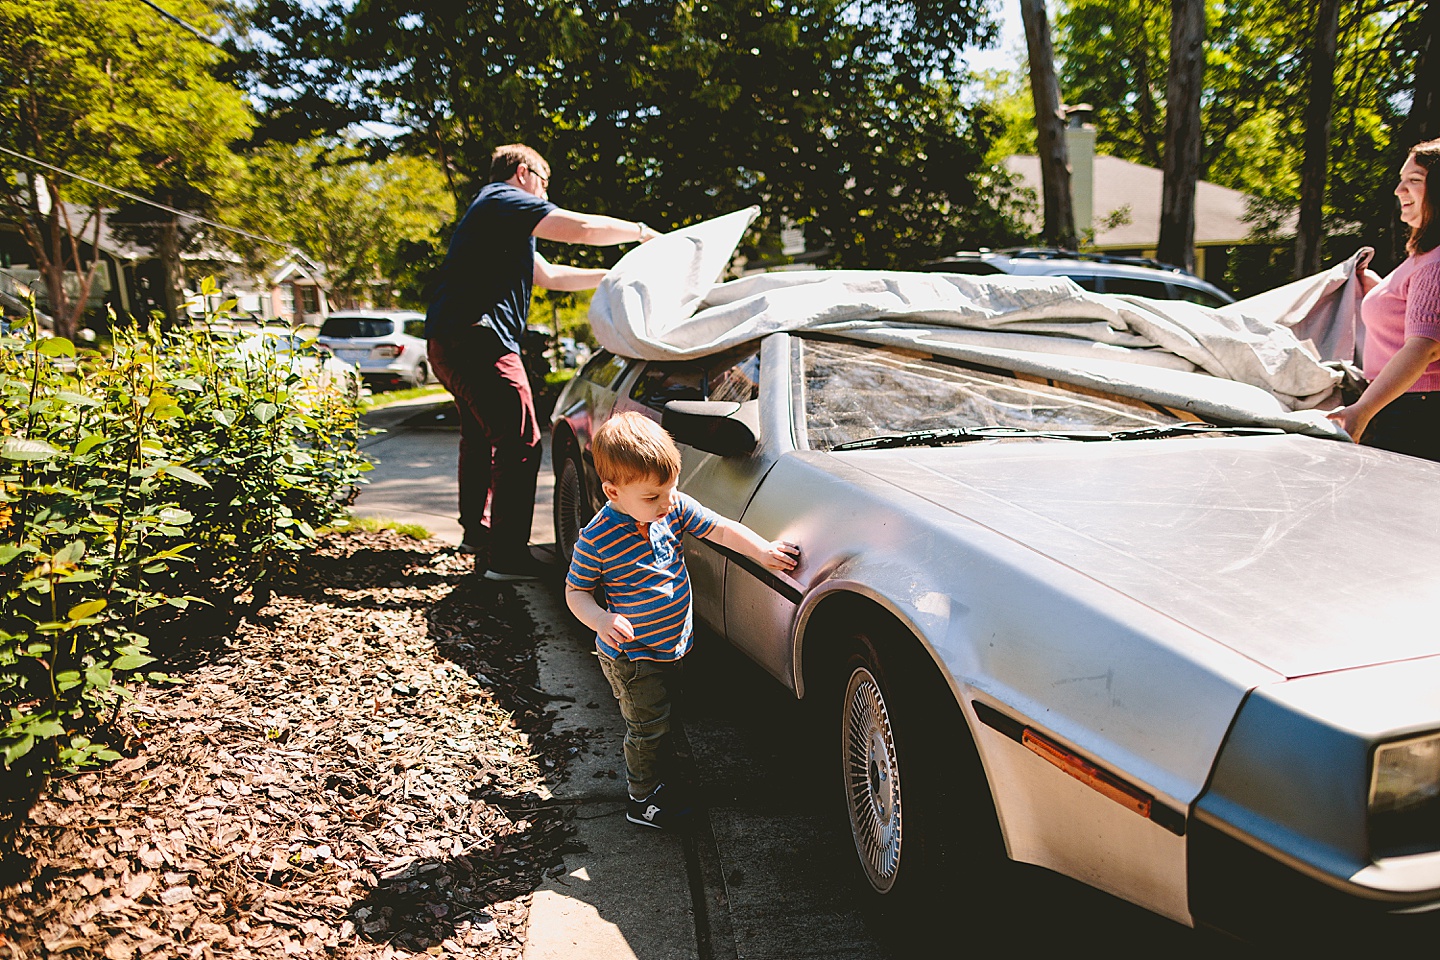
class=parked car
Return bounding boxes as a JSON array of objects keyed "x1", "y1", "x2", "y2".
[
  {"x1": 915, "y1": 248, "x2": 1235, "y2": 307},
  {"x1": 317, "y1": 311, "x2": 430, "y2": 390},
  {"x1": 556, "y1": 336, "x2": 591, "y2": 369},
  {"x1": 226, "y1": 327, "x2": 361, "y2": 405},
  {"x1": 551, "y1": 278, "x2": 1440, "y2": 945}
]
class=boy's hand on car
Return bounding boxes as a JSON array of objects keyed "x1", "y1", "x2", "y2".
[
  {"x1": 599, "y1": 612, "x2": 636, "y2": 646},
  {"x1": 761, "y1": 540, "x2": 800, "y2": 572}
]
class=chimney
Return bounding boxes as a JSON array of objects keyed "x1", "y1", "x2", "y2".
[{"x1": 1063, "y1": 103, "x2": 1095, "y2": 243}]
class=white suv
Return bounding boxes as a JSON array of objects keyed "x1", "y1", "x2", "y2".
[
  {"x1": 916, "y1": 249, "x2": 1235, "y2": 307},
  {"x1": 317, "y1": 311, "x2": 431, "y2": 390}
]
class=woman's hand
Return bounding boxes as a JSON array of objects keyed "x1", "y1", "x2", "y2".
[{"x1": 1326, "y1": 404, "x2": 1372, "y2": 443}]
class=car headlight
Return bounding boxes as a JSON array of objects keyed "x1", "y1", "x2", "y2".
[{"x1": 1369, "y1": 732, "x2": 1440, "y2": 856}]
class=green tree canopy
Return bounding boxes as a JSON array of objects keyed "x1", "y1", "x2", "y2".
[
  {"x1": 1051, "y1": 0, "x2": 1428, "y2": 281},
  {"x1": 225, "y1": 142, "x2": 454, "y2": 309},
  {"x1": 230, "y1": 0, "x2": 1033, "y2": 270},
  {"x1": 0, "y1": 0, "x2": 252, "y2": 334}
]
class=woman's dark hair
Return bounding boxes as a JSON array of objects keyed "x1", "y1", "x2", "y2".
[{"x1": 1407, "y1": 138, "x2": 1440, "y2": 255}]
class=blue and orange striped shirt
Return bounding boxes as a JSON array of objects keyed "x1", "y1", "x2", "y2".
[{"x1": 566, "y1": 491, "x2": 720, "y2": 661}]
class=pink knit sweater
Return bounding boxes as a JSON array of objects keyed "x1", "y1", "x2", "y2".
[{"x1": 1362, "y1": 245, "x2": 1440, "y2": 391}]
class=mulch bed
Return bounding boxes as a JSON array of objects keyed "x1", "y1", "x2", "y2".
[{"x1": 0, "y1": 530, "x2": 590, "y2": 959}]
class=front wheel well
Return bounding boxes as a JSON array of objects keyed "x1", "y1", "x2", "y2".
[
  {"x1": 799, "y1": 589, "x2": 1004, "y2": 906},
  {"x1": 799, "y1": 594, "x2": 955, "y2": 714}
]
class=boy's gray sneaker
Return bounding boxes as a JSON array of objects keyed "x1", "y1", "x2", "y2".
[{"x1": 626, "y1": 783, "x2": 693, "y2": 831}]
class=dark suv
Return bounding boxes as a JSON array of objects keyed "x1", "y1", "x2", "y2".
[{"x1": 915, "y1": 249, "x2": 1235, "y2": 307}]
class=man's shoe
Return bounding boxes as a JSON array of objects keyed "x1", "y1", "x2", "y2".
[
  {"x1": 626, "y1": 783, "x2": 693, "y2": 831},
  {"x1": 482, "y1": 551, "x2": 552, "y2": 582},
  {"x1": 457, "y1": 540, "x2": 487, "y2": 556}
]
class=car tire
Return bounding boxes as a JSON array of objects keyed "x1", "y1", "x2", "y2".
[
  {"x1": 411, "y1": 361, "x2": 430, "y2": 389},
  {"x1": 835, "y1": 632, "x2": 1004, "y2": 909},
  {"x1": 554, "y1": 451, "x2": 592, "y2": 564}
]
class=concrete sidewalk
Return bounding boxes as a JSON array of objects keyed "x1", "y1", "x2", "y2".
[{"x1": 353, "y1": 394, "x2": 702, "y2": 960}]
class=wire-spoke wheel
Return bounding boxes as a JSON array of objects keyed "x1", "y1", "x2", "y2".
[
  {"x1": 843, "y1": 662, "x2": 904, "y2": 894},
  {"x1": 554, "y1": 454, "x2": 591, "y2": 564}
]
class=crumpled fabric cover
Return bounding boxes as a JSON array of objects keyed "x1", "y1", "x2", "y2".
[{"x1": 589, "y1": 208, "x2": 1362, "y2": 433}]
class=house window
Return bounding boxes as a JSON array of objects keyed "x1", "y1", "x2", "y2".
[
  {"x1": 281, "y1": 286, "x2": 295, "y2": 318},
  {"x1": 300, "y1": 286, "x2": 320, "y2": 315}
]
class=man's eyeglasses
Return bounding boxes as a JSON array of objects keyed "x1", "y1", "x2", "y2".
[{"x1": 526, "y1": 166, "x2": 550, "y2": 188}]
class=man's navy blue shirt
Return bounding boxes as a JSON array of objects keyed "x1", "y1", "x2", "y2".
[{"x1": 425, "y1": 182, "x2": 557, "y2": 353}]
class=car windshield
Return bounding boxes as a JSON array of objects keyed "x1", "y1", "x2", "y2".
[
  {"x1": 798, "y1": 337, "x2": 1184, "y2": 451},
  {"x1": 321, "y1": 317, "x2": 394, "y2": 338}
]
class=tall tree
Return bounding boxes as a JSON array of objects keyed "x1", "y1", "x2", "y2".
[
  {"x1": 1156, "y1": 0, "x2": 1204, "y2": 271},
  {"x1": 1294, "y1": 0, "x2": 1343, "y2": 277},
  {"x1": 1020, "y1": 0, "x2": 1076, "y2": 249},
  {"x1": 225, "y1": 141, "x2": 454, "y2": 308},
  {"x1": 229, "y1": 0, "x2": 1032, "y2": 269},
  {"x1": 0, "y1": 0, "x2": 252, "y2": 336},
  {"x1": 1373, "y1": 0, "x2": 1440, "y2": 262}
]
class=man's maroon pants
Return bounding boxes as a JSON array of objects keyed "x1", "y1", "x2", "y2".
[{"x1": 428, "y1": 332, "x2": 540, "y2": 562}]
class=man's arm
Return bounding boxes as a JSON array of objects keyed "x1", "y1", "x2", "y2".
[
  {"x1": 533, "y1": 208, "x2": 660, "y2": 246},
  {"x1": 702, "y1": 517, "x2": 799, "y2": 572},
  {"x1": 534, "y1": 253, "x2": 609, "y2": 291}
]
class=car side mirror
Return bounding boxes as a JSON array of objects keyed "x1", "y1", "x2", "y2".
[{"x1": 662, "y1": 400, "x2": 758, "y2": 457}]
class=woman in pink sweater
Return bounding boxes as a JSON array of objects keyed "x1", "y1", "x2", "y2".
[{"x1": 1328, "y1": 138, "x2": 1440, "y2": 461}]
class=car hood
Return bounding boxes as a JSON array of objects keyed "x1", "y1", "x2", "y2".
[{"x1": 841, "y1": 434, "x2": 1440, "y2": 679}]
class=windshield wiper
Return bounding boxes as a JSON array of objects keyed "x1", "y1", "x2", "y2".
[
  {"x1": 1106, "y1": 423, "x2": 1286, "y2": 441},
  {"x1": 831, "y1": 421, "x2": 1287, "y2": 451},
  {"x1": 831, "y1": 426, "x2": 1102, "y2": 451}
]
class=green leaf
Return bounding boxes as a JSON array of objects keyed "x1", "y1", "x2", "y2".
[
  {"x1": 58, "y1": 571, "x2": 101, "y2": 583},
  {"x1": 252, "y1": 402, "x2": 279, "y2": 423},
  {"x1": 2, "y1": 735, "x2": 35, "y2": 765},
  {"x1": 213, "y1": 409, "x2": 237, "y2": 426},
  {"x1": 55, "y1": 391, "x2": 100, "y2": 407},
  {"x1": 67, "y1": 599, "x2": 107, "y2": 621},
  {"x1": 37, "y1": 338, "x2": 75, "y2": 358},
  {"x1": 144, "y1": 392, "x2": 175, "y2": 415},
  {"x1": 74, "y1": 433, "x2": 107, "y2": 456},
  {"x1": 112, "y1": 653, "x2": 155, "y2": 671},
  {"x1": 0, "y1": 545, "x2": 23, "y2": 565},
  {"x1": 27, "y1": 720, "x2": 66, "y2": 738},
  {"x1": 54, "y1": 539, "x2": 86, "y2": 564},
  {"x1": 158, "y1": 464, "x2": 210, "y2": 487},
  {"x1": 2, "y1": 437, "x2": 61, "y2": 460},
  {"x1": 158, "y1": 507, "x2": 193, "y2": 525}
]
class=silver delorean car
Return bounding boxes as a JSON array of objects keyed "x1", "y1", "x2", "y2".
[{"x1": 550, "y1": 316, "x2": 1440, "y2": 943}]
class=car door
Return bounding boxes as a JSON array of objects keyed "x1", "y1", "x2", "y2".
[{"x1": 609, "y1": 340, "x2": 771, "y2": 634}]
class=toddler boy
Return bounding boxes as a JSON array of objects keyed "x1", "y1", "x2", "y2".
[{"x1": 565, "y1": 411, "x2": 799, "y2": 830}]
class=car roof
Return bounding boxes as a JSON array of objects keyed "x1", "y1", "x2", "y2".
[
  {"x1": 918, "y1": 249, "x2": 1233, "y2": 301},
  {"x1": 323, "y1": 310, "x2": 424, "y2": 320}
]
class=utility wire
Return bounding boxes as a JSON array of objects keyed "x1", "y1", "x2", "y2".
[
  {"x1": 0, "y1": 144, "x2": 289, "y2": 248},
  {"x1": 132, "y1": 0, "x2": 221, "y2": 47}
]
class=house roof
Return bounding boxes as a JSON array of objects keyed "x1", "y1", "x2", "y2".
[
  {"x1": 271, "y1": 253, "x2": 327, "y2": 286},
  {"x1": 1004, "y1": 154, "x2": 1275, "y2": 249}
]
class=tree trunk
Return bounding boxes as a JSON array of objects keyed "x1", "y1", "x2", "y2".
[
  {"x1": 16, "y1": 176, "x2": 103, "y2": 341},
  {"x1": 1020, "y1": 0, "x2": 1077, "y2": 249},
  {"x1": 157, "y1": 208, "x2": 185, "y2": 330},
  {"x1": 1381, "y1": 0, "x2": 1440, "y2": 264},
  {"x1": 1294, "y1": 0, "x2": 1342, "y2": 279},
  {"x1": 1157, "y1": 0, "x2": 1204, "y2": 272}
]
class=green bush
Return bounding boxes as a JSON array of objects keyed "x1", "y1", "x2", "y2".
[{"x1": 0, "y1": 282, "x2": 369, "y2": 790}]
